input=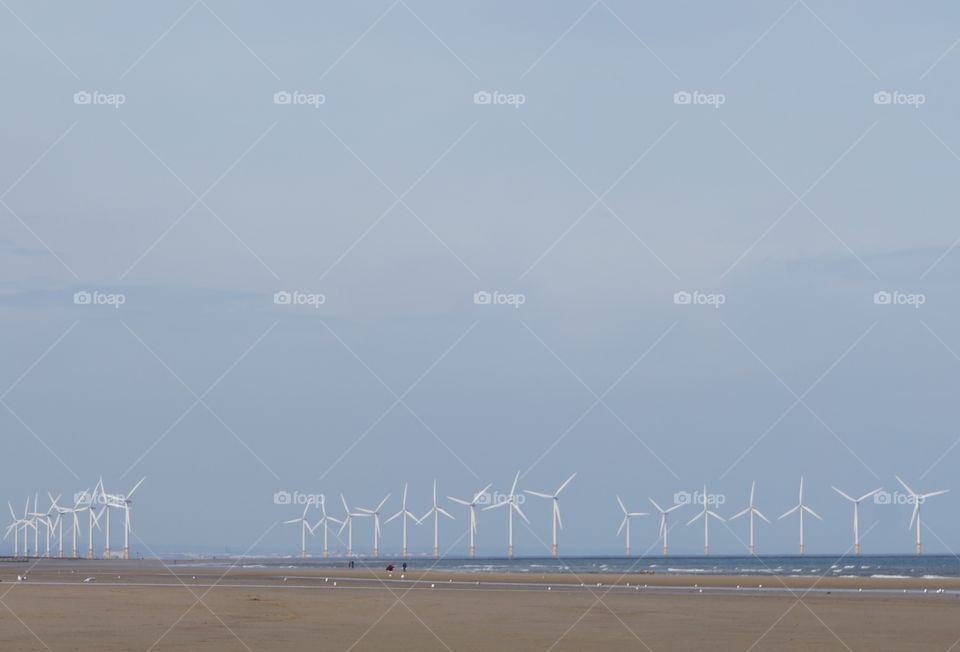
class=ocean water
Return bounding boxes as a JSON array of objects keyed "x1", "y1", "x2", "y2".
[{"x1": 187, "y1": 555, "x2": 960, "y2": 579}]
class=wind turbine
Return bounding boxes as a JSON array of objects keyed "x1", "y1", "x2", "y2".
[
  {"x1": 358, "y1": 493, "x2": 391, "y2": 557},
  {"x1": 448, "y1": 483, "x2": 492, "y2": 558},
  {"x1": 616, "y1": 496, "x2": 648, "y2": 556},
  {"x1": 482, "y1": 472, "x2": 528, "y2": 559},
  {"x1": 420, "y1": 480, "x2": 453, "y2": 559},
  {"x1": 48, "y1": 494, "x2": 72, "y2": 558},
  {"x1": 779, "y1": 476, "x2": 821, "y2": 555},
  {"x1": 831, "y1": 486, "x2": 881, "y2": 555},
  {"x1": 5, "y1": 501, "x2": 31, "y2": 558},
  {"x1": 386, "y1": 483, "x2": 421, "y2": 558},
  {"x1": 526, "y1": 473, "x2": 576, "y2": 558},
  {"x1": 896, "y1": 476, "x2": 949, "y2": 555},
  {"x1": 29, "y1": 496, "x2": 55, "y2": 559},
  {"x1": 649, "y1": 498, "x2": 683, "y2": 556},
  {"x1": 730, "y1": 481, "x2": 770, "y2": 555},
  {"x1": 284, "y1": 503, "x2": 315, "y2": 558},
  {"x1": 312, "y1": 496, "x2": 341, "y2": 558},
  {"x1": 104, "y1": 477, "x2": 145, "y2": 560},
  {"x1": 74, "y1": 488, "x2": 102, "y2": 559},
  {"x1": 687, "y1": 485, "x2": 725, "y2": 555},
  {"x1": 338, "y1": 494, "x2": 368, "y2": 557}
]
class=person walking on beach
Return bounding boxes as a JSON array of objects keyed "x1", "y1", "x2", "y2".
[{"x1": 402, "y1": 562, "x2": 407, "y2": 572}]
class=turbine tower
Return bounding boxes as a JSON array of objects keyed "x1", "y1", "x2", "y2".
[
  {"x1": 778, "y1": 476, "x2": 821, "y2": 555},
  {"x1": 420, "y1": 480, "x2": 453, "y2": 559},
  {"x1": 730, "y1": 481, "x2": 770, "y2": 555},
  {"x1": 896, "y1": 476, "x2": 948, "y2": 555},
  {"x1": 338, "y1": 494, "x2": 368, "y2": 557},
  {"x1": 482, "y1": 471, "x2": 528, "y2": 559},
  {"x1": 313, "y1": 496, "x2": 341, "y2": 558},
  {"x1": 447, "y1": 483, "x2": 491, "y2": 558},
  {"x1": 649, "y1": 498, "x2": 683, "y2": 556},
  {"x1": 385, "y1": 483, "x2": 420, "y2": 558},
  {"x1": 616, "y1": 496, "x2": 647, "y2": 556},
  {"x1": 831, "y1": 486, "x2": 881, "y2": 555},
  {"x1": 526, "y1": 473, "x2": 576, "y2": 558},
  {"x1": 284, "y1": 503, "x2": 315, "y2": 558},
  {"x1": 686, "y1": 485, "x2": 725, "y2": 555},
  {"x1": 358, "y1": 493, "x2": 391, "y2": 557}
]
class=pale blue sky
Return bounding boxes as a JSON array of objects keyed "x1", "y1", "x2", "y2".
[{"x1": 2, "y1": 1, "x2": 960, "y2": 556}]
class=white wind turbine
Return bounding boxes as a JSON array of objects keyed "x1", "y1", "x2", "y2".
[
  {"x1": 358, "y1": 493, "x2": 391, "y2": 557},
  {"x1": 29, "y1": 496, "x2": 55, "y2": 559},
  {"x1": 482, "y1": 471, "x2": 529, "y2": 559},
  {"x1": 649, "y1": 498, "x2": 683, "y2": 556},
  {"x1": 896, "y1": 476, "x2": 949, "y2": 555},
  {"x1": 5, "y1": 501, "x2": 32, "y2": 558},
  {"x1": 338, "y1": 494, "x2": 368, "y2": 557},
  {"x1": 616, "y1": 496, "x2": 647, "y2": 556},
  {"x1": 779, "y1": 476, "x2": 821, "y2": 555},
  {"x1": 420, "y1": 480, "x2": 454, "y2": 559},
  {"x1": 105, "y1": 477, "x2": 145, "y2": 560},
  {"x1": 526, "y1": 473, "x2": 576, "y2": 558},
  {"x1": 48, "y1": 494, "x2": 72, "y2": 558},
  {"x1": 687, "y1": 485, "x2": 725, "y2": 555},
  {"x1": 284, "y1": 503, "x2": 316, "y2": 558},
  {"x1": 831, "y1": 486, "x2": 881, "y2": 555},
  {"x1": 386, "y1": 483, "x2": 422, "y2": 559},
  {"x1": 448, "y1": 483, "x2": 492, "y2": 558},
  {"x1": 730, "y1": 481, "x2": 770, "y2": 555},
  {"x1": 313, "y1": 496, "x2": 341, "y2": 558},
  {"x1": 73, "y1": 487, "x2": 102, "y2": 559}
]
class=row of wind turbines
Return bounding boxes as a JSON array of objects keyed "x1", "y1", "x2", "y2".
[
  {"x1": 4, "y1": 477, "x2": 145, "y2": 560},
  {"x1": 285, "y1": 473, "x2": 948, "y2": 559},
  {"x1": 285, "y1": 472, "x2": 575, "y2": 559},
  {"x1": 618, "y1": 477, "x2": 947, "y2": 557}
]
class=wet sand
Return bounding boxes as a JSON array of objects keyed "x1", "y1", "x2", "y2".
[{"x1": 0, "y1": 559, "x2": 958, "y2": 650}]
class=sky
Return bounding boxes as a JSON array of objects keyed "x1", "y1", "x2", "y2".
[{"x1": 2, "y1": 1, "x2": 960, "y2": 557}]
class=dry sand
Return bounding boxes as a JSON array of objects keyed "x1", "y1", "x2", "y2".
[{"x1": 0, "y1": 560, "x2": 958, "y2": 651}]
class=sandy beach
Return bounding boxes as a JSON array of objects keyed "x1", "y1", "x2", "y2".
[{"x1": 0, "y1": 560, "x2": 958, "y2": 651}]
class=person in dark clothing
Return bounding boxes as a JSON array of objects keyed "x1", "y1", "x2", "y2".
[{"x1": 402, "y1": 562, "x2": 407, "y2": 572}]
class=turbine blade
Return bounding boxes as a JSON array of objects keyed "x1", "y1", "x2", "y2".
[
  {"x1": 525, "y1": 491, "x2": 552, "y2": 499},
  {"x1": 896, "y1": 476, "x2": 916, "y2": 497},
  {"x1": 126, "y1": 477, "x2": 146, "y2": 500},
  {"x1": 510, "y1": 471, "x2": 520, "y2": 496},
  {"x1": 616, "y1": 495, "x2": 628, "y2": 515},
  {"x1": 686, "y1": 512, "x2": 703, "y2": 526},
  {"x1": 648, "y1": 498, "x2": 663, "y2": 513},
  {"x1": 556, "y1": 473, "x2": 577, "y2": 495},
  {"x1": 922, "y1": 490, "x2": 949, "y2": 500},
  {"x1": 804, "y1": 506, "x2": 823, "y2": 520},
  {"x1": 448, "y1": 497, "x2": 470, "y2": 506},
  {"x1": 617, "y1": 516, "x2": 627, "y2": 536},
  {"x1": 755, "y1": 509, "x2": 771, "y2": 524},
  {"x1": 858, "y1": 488, "x2": 883, "y2": 502},
  {"x1": 831, "y1": 486, "x2": 855, "y2": 502},
  {"x1": 779, "y1": 505, "x2": 799, "y2": 519},
  {"x1": 513, "y1": 503, "x2": 530, "y2": 524}
]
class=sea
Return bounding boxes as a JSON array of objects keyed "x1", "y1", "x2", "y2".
[{"x1": 177, "y1": 555, "x2": 960, "y2": 579}]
